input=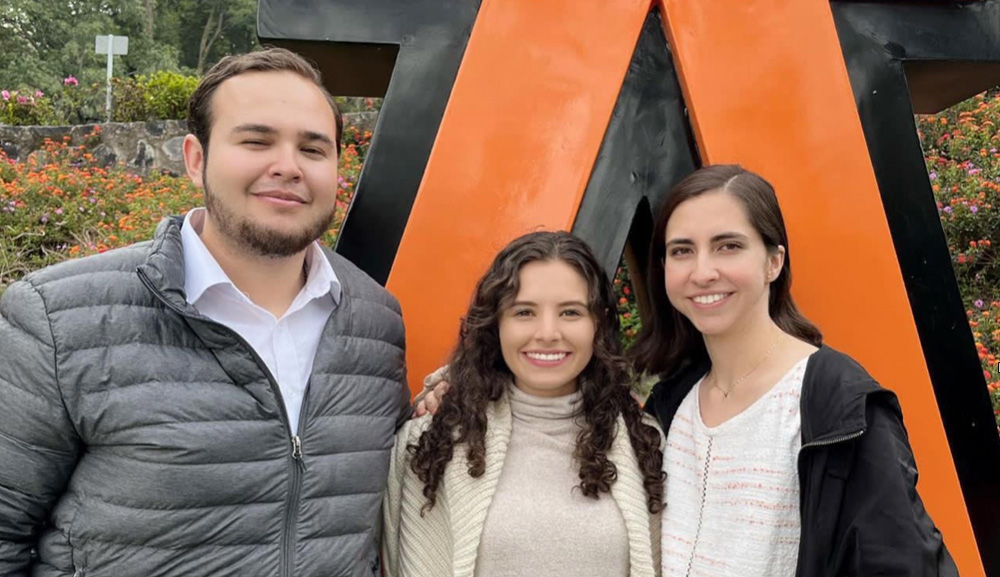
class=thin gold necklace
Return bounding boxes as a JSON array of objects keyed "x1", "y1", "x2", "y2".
[{"x1": 710, "y1": 331, "x2": 784, "y2": 399}]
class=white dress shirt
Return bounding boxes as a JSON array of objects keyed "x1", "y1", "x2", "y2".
[{"x1": 180, "y1": 208, "x2": 341, "y2": 434}]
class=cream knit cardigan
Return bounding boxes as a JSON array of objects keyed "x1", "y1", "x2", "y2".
[{"x1": 382, "y1": 389, "x2": 663, "y2": 577}]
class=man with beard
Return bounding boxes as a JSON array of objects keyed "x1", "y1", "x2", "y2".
[{"x1": 0, "y1": 48, "x2": 410, "y2": 577}]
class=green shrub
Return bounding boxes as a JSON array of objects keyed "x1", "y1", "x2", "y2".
[
  {"x1": 1, "y1": 73, "x2": 199, "y2": 126},
  {"x1": 50, "y1": 81, "x2": 106, "y2": 125},
  {"x1": 111, "y1": 76, "x2": 151, "y2": 122},
  {"x1": 145, "y1": 71, "x2": 199, "y2": 121}
]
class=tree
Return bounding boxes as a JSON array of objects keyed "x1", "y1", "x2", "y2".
[{"x1": 0, "y1": 0, "x2": 258, "y2": 94}]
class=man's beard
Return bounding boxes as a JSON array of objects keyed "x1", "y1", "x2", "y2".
[{"x1": 203, "y1": 179, "x2": 336, "y2": 259}]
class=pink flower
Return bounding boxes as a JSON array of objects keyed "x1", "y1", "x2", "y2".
[
  {"x1": 35, "y1": 90, "x2": 43, "y2": 98},
  {"x1": 63, "y1": 76, "x2": 79, "y2": 87},
  {"x1": 1, "y1": 90, "x2": 9, "y2": 101}
]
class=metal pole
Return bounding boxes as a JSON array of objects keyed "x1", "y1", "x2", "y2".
[{"x1": 106, "y1": 35, "x2": 113, "y2": 123}]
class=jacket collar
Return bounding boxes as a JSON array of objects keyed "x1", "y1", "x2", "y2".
[
  {"x1": 180, "y1": 208, "x2": 343, "y2": 307},
  {"x1": 646, "y1": 344, "x2": 894, "y2": 447},
  {"x1": 798, "y1": 345, "x2": 892, "y2": 446},
  {"x1": 139, "y1": 215, "x2": 345, "y2": 313},
  {"x1": 137, "y1": 216, "x2": 194, "y2": 314}
]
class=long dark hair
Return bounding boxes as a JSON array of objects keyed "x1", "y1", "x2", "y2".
[
  {"x1": 409, "y1": 231, "x2": 665, "y2": 513},
  {"x1": 631, "y1": 164, "x2": 823, "y2": 377}
]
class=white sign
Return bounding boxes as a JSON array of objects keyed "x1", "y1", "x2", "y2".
[
  {"x1": 95, "y1": 35, "x2": 130, "y2": 122},
  {"x1": 95, "y1": 35, "x2": 129, "y2": 55}
]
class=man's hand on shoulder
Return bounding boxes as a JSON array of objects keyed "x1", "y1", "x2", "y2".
[{"x1": 413, "y1": 365, "x2": 451, "y2": 417}]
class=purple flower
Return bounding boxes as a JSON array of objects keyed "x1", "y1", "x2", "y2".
[
  {"x1": 976, "y1": 299, "x2": 984, "y2": 309},
  {"x1": 63, "y1": 76, "x2": 79, "y2": 87},
  {"x1": 969, "y1": 168, "x2": 981, "y2": 176},
  {"x1": 928, "y1": 171, "x2": 937, "y2": 181},
  {"x1": 55, "y1": 208, "x2": 63, "y2": 215},
  {"x1": 15, "y1": 95, "x2": 28, "y2": 104},
  {"x1": 971, "y1": 205, "x2": 979, "y2": 214},
  {"x1": 944, "y1": 206, "x2": 953, "y2": 214},
  {"x1": 40, "y1": 214, "x2": 49, "y2": 224}
]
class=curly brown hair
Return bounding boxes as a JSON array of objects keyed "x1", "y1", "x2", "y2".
[{"x1": 409, "y1": 231, "x2": 665, "y2": 514}]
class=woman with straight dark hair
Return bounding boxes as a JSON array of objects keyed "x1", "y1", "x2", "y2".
[
  {"x1": 383, "y1": 231, "x2": 665, "y2": 577},
  {"x1": 638, "y1": 164, "x2": 957, "y2": 576}
]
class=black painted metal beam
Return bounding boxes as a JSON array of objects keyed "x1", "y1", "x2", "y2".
[
  {"x1": 572, "y1": 9, "x2": 698, "y2": 300},
  {"x1": 832, "y1": 2, "x2": 1000, "y2": 571},
  {"x1": 258, "y1": 0, "x2": 482, "y2": 284}
]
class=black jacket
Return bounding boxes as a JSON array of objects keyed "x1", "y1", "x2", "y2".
[{"x1": 644, "y1": 345, "x2": 958, "y2": 577}]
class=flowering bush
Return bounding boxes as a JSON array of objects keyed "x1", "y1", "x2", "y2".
[
  {"x1": 1, "y1": 72, "x2": 200, "y2": 126},
  {"x1": 918, "y1": 90, "x2": 1000, "y2": 425},
  {"x1": 614, "y1": 263, "x2": 642, "y2": 349},
  {"x1": 0, "y1": 89, "x2": 58, "y2": 126}
]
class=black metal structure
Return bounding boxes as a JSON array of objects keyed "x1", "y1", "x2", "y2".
[
  {"x1": 832, "y1": 2, "x2": 1000, "y2": 571},
  {"x1": 571, "y1": 10, "x2": 698, "y2": 299},
  {"x1": 257, "y1": 1, "x2": 998, "y2": 565},
  {"x1": 258, "y1": 0, "x2": 482, "y2": 284}
]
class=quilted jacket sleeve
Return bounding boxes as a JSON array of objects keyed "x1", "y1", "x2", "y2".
[{"x1": 0, "y1": 280, "x2": 82, "y2": 576}]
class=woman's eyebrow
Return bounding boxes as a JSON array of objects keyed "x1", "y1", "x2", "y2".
[{"x1": 711, "y1": 232, "x2": 749, "y2": 242}]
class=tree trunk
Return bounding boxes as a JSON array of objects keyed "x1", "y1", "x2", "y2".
[
  {"x1": 196, "y1": 6, "x2": 225, "y2": 75},
  {"x1": 144, "y1": 0, "x2": 156, "y2": 37}
]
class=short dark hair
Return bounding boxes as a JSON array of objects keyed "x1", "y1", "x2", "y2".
[
  {"x1": 631, "y1": 164, "x2": 822, "y2": 377},
  {"x1": 187, "y1": 47, "x2": 343, "y2": 152}
]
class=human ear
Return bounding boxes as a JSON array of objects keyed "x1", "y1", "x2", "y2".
[
  {"x1": 182, "y1": 134, "x2": 206, "y2": 189},
  {"x1": 766, "y1": 245, "x2": 786, "y2": 282}
]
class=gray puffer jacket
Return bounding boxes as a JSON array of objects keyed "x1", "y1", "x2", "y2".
[{"x1": 0, "y1": 217, "x2": 410, "y2": 577}]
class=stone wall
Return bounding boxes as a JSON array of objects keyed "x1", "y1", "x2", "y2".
[{"x1": 0, "y1": 112, "x2": 378, "y2": 176}]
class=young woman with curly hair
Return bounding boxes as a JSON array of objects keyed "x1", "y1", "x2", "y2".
[{"x1": 382, "y1": 231, "x2": 665, "y2": 577}]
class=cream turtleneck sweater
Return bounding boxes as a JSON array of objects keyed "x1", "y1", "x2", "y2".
[
  {"x1": 474, "y1": 385, "x2": 629, "y2": 576},
  {"x1": 382, "y1": 385, "x2": 663, "y2": 577}
]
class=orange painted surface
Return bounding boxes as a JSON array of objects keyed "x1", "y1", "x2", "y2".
[
  {"x1": 656, "y1": 0, "x2": 982, "y2": 573},
  {"x1": 386, "y1": 0, "x2": 649, "y2": 396}
]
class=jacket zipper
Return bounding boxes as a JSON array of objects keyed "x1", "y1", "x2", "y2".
[
  {"x1": 799, "y1": 428, "x2": 865, "y2": 451},
  {"x1": 138, "y1": 268, "x2": 306, "y2": 577}
]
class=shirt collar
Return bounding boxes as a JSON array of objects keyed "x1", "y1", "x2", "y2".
[{"x1": 181, "y1": 208, "x2": 342, "y2": 307}]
